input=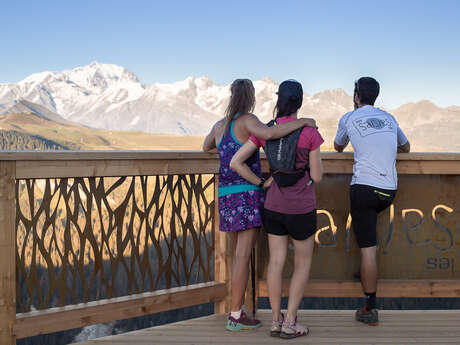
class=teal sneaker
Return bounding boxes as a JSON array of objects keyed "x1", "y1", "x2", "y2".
[
  {"x1": 226, "y1": 311, "x2": 261, "y2": 331},
  {"x1": 355, "y1": 305, "x2": 379, "y2": 326}
]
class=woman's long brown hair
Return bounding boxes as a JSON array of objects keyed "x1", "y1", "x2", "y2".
[{"x1": 223, "y1": 79, "x2": 255, "y2": 133}]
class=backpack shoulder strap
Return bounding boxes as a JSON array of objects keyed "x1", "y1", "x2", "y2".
[
  {"x1": 265, "y1": 123, "x2": 303, "y2": 172},
  {"x1": 266, "y1": 120, "x2": 276, "y2": 127}
]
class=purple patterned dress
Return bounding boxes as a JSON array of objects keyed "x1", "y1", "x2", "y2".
[{"x1": 217, "y1": 119, "x2": 264, "y2": 232}]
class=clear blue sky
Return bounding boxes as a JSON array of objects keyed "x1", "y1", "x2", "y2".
[{"x1": 3, "y1": 0, "x2": 460, "y2": 108}]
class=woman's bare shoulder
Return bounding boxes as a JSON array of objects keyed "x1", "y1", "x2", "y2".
[
  {"x1": 238, "y1": 113, "x2": 259, "y2": 125},
  {"x1": 214, "y1": 118, "x2": 225, "y2": 128},
  {"x1": 239, "y1": 112, "x2": 257, "y2": 119},
  {"x1": 213, "y1": 119, "x2": 226, "y2": 139}
]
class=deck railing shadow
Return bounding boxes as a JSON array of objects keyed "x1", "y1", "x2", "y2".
[{"x1": 0, "y1": 151, "x2": 459, "y2": 344}]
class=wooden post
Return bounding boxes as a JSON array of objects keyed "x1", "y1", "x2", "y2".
[
  {"x1": 245, "y1": 246, "x2": 258, "y2": 317},
  {"x1": 214, "y1": 174, "x2": 233, "y2": 314},
  {"x1": 0, "y1": 161, "x2": 16, "y2": 345}
]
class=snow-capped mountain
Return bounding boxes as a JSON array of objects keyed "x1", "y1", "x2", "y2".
[
  {"x1": 0, "y1": 62, "x2": 146, "y2": 127},
  {"x1": 0, "y1": 63, "x2": 352, "y2": 136},
  {"x1": 1, "y1": 62, "x2": 459, "y2": 151}
]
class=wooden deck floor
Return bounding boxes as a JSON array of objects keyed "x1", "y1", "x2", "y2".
[{"x1": 77, "y1": 309, "x2": 460, "y2": 345}]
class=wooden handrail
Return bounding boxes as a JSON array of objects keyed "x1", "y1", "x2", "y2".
[
  {"x1": 0, "y1": 151, "x2": 458, "y2": 179},
  {"x1": 0, "y1": 150, "x2": 459, "y2": 161}
]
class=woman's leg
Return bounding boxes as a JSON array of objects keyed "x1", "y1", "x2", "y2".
[
  {"x1": 267, "y1": 234, "x2": 288, "y2": 321},
  {"x1": 286, "y1": 235, "x2": 315, "y2": 323},
  {"x1": 230, "y1": 228, "x2": 258, "y2": 312}
]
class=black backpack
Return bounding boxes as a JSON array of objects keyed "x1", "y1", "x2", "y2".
[{"x1": 265, "y1": 120, "x2": 310, "y2": 187}]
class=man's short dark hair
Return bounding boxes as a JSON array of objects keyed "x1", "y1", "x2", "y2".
[{"x1": 355, "y1": 77, "x2": 380, "y2": 105}]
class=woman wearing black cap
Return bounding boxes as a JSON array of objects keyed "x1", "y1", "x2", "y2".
[
  {"x1": 230, "y1": 79, "x2": 323, "y2": 339},
  {"x1": 203, "y1": 79, "x2": 316, "y2": 331}
]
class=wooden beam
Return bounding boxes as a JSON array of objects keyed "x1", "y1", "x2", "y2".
[
  {"x1": 395, "y1": 160, "x2": 460, "y2": 175},
  {"x1": 322, "y1": 159, "x2": 354, "y2": 174},
  {"x1": 396, "y1": 152, "x2": 460, "y2": 161},
  {"x1": 213, "y1": 174, "x2": 233, "y2": 314},
  {"x1": 0, "y1": 162, "x2": 16, "y2": 345},
  {"x1": 258, "y1": 280, "x2": 460, "y2": 298},
  {"x1": 15, "y1": 158, "x2": 460, "y2": 179},
  {"x1": 2, "y1": 150, "x2": 460, "y2": 162},
  {"x1": 14, "y1": 281, "x2": 226, "y2": 339},
  {"x1": 15, "y1": 159, "x2": 220, "y2": 178},
  {"x1": 7, "y1": 151, "x2": 460, "y2": 178},
  {"x1": 0, "y1": 151, "x2": 219, "y2": 161}
]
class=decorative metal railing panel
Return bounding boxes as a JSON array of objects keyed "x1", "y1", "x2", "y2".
[{"x1": 16, "y1": 174, "x2": 215, "y2": 312}]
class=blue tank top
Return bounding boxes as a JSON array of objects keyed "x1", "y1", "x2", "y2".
[{"x1": 217, "y1": 116, "x2": 262, "y2": 197}]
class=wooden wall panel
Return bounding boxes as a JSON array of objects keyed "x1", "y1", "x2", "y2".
[{"x1": 257, "y1": 174, "x2": 460, "y2": 291}]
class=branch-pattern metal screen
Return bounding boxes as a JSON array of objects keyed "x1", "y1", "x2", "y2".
[{"x1": 16, "y1": 174, "x2": 215, "y2": 312}]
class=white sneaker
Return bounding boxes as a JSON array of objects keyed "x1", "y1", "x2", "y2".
[
  {"x1": 270, "y1": 313, "x2": 284, "y2": 337},
  {"x1": 280, "y1": 317, "x2": 309, "y2": 339}
]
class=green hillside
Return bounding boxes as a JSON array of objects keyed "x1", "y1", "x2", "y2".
[{"x1": 0, "y1": 112, "x2": 205, "y2": 150}]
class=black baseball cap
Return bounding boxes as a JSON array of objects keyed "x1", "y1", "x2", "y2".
[{"x1": 277, "y1": 79, "x2": 303, "y2": 101}]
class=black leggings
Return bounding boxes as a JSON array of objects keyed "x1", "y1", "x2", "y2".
[{"x1": 350, "y1": 184, "x2": 396, "y2": 248}]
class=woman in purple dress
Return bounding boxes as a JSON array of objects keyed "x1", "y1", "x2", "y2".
[{"x1": 203, "y1": 79, "x2": 315, "y2": 331}]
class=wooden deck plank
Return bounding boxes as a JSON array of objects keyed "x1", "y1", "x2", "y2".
[{"x1": 75, "y1": 310, "x2": 460, "y2": 345}]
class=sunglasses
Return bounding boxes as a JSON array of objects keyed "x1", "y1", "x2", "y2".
[{"x1": 354, "y1": 79, "x2": 360, "y2": 95}]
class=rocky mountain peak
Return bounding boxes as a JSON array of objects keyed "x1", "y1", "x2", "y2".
[{"x1": 62, "y1": 62, "x2": 140, "y2": 93}]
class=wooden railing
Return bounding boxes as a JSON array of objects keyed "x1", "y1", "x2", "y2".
[{"x1": 0, "y1": 151, "x2": 459, "y2": 344}]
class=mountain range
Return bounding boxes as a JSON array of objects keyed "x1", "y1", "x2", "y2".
[{"x1": 1, "y1": 62, "x2": 459, "y2": 151}]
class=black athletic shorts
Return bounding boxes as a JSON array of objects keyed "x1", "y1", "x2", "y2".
[
  {"x1": 350, "y1": 184, "x2": 396, "y2": 248},
  {"x1": 263, "y1": 208, "x2": 317, "y2": 241}
]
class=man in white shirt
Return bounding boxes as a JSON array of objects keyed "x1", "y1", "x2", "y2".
[{"x1": 334, "y1": 77, "x2": 410, "y2": 325}]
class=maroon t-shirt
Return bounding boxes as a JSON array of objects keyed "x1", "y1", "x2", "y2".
[{"x1": 249, "y1": 117, "x2": 324, "y2": 214}]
